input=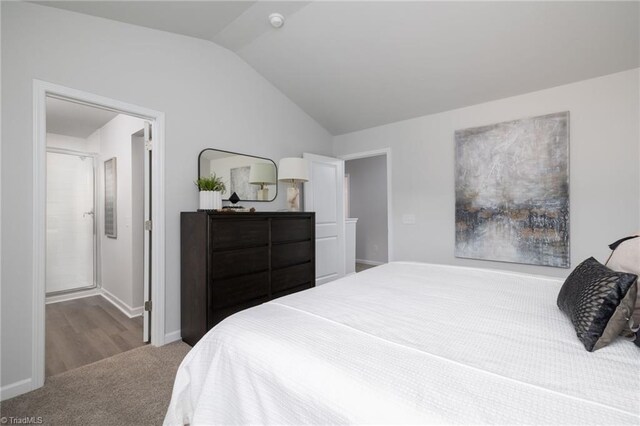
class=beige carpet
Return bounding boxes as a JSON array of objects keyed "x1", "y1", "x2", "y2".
[{"x1": 1, "y1": 342, "x2": 191, "y2": 426}]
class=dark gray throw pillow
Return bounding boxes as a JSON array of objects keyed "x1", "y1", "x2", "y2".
[{"x1": 557, "y1": 257, "x2": 638, "y2": 352}]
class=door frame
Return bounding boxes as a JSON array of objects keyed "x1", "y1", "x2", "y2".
[
  {"x1": 45, "y1": 147, "x2": 100, "y2": 296},
  {"x1": 32, "y1": 80, "x2": 166, "y2": 391},
  {"x1": 338, "y1": 148, "x2": 394, "y2": 262}
]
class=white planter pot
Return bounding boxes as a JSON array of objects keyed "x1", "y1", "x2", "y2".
[{"x1": 199, "y1": 190, "x2": 222, "y2": 210}]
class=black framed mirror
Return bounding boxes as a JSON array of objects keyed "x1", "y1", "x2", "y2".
[{"x1": 198, "y1": 149, "x2": 278, "y2": 202}]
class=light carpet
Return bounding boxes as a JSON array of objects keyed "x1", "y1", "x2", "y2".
[{"x1": 1, "y1": 342, "x2": 190, "y2": 426}]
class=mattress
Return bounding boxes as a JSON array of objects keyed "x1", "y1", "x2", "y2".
[{"x1": 164, "y1": 262, "x2": 640, "y2": 425}]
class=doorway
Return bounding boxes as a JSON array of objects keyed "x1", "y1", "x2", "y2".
[
  {"x1": 32, "y1": 81, "x2": 166, "y2": 391},
  {"x1": 43, "y1": 97, "x2": 152, "y2": 377},
  {"x1": 340, "y1": 149, "x2": 393, "y2": 272}
]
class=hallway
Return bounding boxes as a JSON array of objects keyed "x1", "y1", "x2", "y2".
[{"x1": 46, "y1": 296, "x2": 145, "y2": 376}]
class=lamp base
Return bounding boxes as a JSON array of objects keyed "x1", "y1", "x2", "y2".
[
  {"x1": 286, "y1": 185, "x2": 300, "y2": 211},
  {"x1": 257, "y1": 188, "x2": 269, "y2": 201}
]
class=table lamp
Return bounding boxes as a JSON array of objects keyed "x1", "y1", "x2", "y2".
[
  {"x1": 249, "y1": 163, "x2": 276, "y2": 201},
  {"x1": 277, "y1": 157, "x2": 309, "y2": 211}
]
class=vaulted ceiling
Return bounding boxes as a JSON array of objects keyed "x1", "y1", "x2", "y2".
[{"x1": 35, "y1": 1, "x2": 640, "y2": 135}]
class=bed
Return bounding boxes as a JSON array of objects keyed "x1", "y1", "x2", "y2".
[{"x1": 164, "y1": 262, "x2": 640, "y2": 425}]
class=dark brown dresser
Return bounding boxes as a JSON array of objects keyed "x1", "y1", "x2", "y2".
[{"x1": 180, "y1": 211, "x2": 316, "y2": 346}]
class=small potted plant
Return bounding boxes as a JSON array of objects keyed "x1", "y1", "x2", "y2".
[{"x1": 195, "y1": 174, "x2": 226, "y2": 210}]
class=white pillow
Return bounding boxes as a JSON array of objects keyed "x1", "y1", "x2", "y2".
[{"x1": 606, "y1": 235, "x2": 640, "y2": 327}]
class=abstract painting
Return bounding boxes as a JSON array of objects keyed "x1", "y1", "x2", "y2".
[
  {"x1": 455, "y1": 112, "x2": 569, "y2": 268},
  {"x1": 104, "y1": 157, "x2": 117, "y2": 239},
  {"x1": 230, "y1": 166, "x2": 257, "y2": 200}
]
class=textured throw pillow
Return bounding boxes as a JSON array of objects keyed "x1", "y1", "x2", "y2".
[
  {"x1": 605, "y1": 235, "x2": 640, "y2": 327},
  {"x1": 557, "y1": 257, "x2": 638, "y2": 351}
]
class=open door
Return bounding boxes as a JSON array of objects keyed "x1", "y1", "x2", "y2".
[
  {"x1": 303, "y1": 153, "x2": 346, "y2": 285},
  {"x1": 142, "y1": 121, "x2": 152, "y2": 342}
]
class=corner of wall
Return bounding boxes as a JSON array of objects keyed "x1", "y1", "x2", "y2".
[
  {"x1": 0, "y1": 378, "x2": 33, "y2": 402},
  {"x1": 164, "y1": 330, "x2": 182, "y2": 344}
]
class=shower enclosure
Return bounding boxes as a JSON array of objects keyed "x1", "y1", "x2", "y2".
[{"x1": 46, "y1": 149, "x2": 97, "y2": 295}]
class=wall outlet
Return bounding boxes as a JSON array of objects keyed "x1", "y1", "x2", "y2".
[{"x1": 402, "y1": 214, "x2": 416, "y2": 224}]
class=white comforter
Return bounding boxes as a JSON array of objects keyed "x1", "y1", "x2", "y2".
[{"x1": 164, "y1": 262, "x2": 640, "y2": 425}]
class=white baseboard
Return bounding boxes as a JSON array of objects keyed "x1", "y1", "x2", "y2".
[
  {"x1": 1, "y1": 378, "x2": 32, "y2": 401},
  {"x1": 45, "y1": 288, "x2": 143, "y2": 319},
  {"x1": 46, "y1": 288, "x2": 101, "y2": 304},
  {"x1": 100, "y1": 288, "x2": 143, "y2": 318},
  {"x1": 356, "y1": 259, "x2": 385, "y2": 266},
  {"x1": 164, "y1": 330, "x2": 182, "y2": 344}
]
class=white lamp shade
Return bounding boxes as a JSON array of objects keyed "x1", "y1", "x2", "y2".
[
  {"x1": 249, "y1": 163, "x2": 276, "y2": 184},
  {"x1": 278, "y1": 157, "x2": 309, "y2": 182}
]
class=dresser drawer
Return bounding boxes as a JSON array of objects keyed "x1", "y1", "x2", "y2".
[
  {"x1": 208, "y1": 296, "x2": 268, "y2": 329},
  {"x1": 272, "y1": 282, "x2": 314, "y2": 300},
  {"x1": 210, "y1": 218, "x2": 269, "y2": 250},
  {"x1": 271, "y1": 218, "x2": 312, "y2": 243},
  {"x1": 182, "y1": 211, "x2": 315, "y2": 347},
  {"x1": 211, "y1": 271, "x2": 269, "y2": 309},
  {"x1": 272, "y1": 240, "x2": 313, "y2": 269},
  {"x1": 210, "y1": 246, "x2": 269, "y2": 279},
  {"x1": 271, "y1": 262, "x2": 314, "y2": 294}
]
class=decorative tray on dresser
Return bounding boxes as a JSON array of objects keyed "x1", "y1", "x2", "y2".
[{"x1": 180, "y1": 211, "x2": 316, "y2": 346}]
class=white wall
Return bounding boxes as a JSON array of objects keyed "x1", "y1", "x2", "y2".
[
  {"x1": 92, "y1": 114, "x2": 146, "y2": 314},
  {"x1": 46, "y1": 133, "x2": 99, "y2": 152},
  {"x1": 1, "y1": 2, "x2": 332, "y2": 392},
  {"x1": 334, "y1": 69, "x2": 640, "y2": 277},
  {"x1": 345, "y1": 156, "x2": 388, "y2": 264}
]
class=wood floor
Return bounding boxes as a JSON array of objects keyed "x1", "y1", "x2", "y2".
[
  {"x1": 356, "y1": 262, "x2": 377, "y2": 273},
  {"x1": 46, "y1": 295, "x2": 145, "y2": 377}
]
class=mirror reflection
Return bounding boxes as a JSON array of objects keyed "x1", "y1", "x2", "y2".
[{"x1": 198, "y1": 149, "x2": 277, "y2": 202}]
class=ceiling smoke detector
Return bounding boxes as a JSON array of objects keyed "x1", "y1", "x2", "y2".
[{"x1": 268, "y1": 13, "x2": 285, "y2": 29}]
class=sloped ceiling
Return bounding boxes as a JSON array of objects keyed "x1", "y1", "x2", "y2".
[
  {"x1": 33, "y1": 1, "x2": 258, "y2": 40},
  {"x1": 35, "y1": 1, "x2": 640, "y2": 135},
  {"x1": 47, "y1": 97, "x2": 118, "y2": 138}
]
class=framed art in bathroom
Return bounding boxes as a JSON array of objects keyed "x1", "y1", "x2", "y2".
[{"x1": 104, "y1": 157, "x2": 117, "y2": 238}]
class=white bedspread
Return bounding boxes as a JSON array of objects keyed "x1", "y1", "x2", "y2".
[{"x1": 164, "y1": 262, "x2": 640, "y2": 425}]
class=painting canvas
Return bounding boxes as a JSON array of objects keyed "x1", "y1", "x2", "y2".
[
  {"x1": 455, "y1": 112, "x2": 569, "y2": 268},
  {"x1": 104, "y1": 157, "x2": 117, "y2": 239},
  {"x1": 230, "y1": 166, "x2": 257, "y2": 200}
]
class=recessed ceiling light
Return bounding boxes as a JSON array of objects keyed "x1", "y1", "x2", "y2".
[{"x1": 268, "y1": 13, "x2": 285, "y2": 29}]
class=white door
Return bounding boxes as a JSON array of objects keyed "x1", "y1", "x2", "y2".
[
  {"x1": 142, "y1": 122, "x2": 152, "y2": 342},
  {"x1": 46, "y1": 151, "x2": 96, "y2": 294},
  {"x1": 303, "y1": 153, "x2": 345, "y2": 285}
]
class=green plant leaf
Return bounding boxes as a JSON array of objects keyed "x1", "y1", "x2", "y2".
[{"x1": 195, "y1": 173, "x2": 226, "y2": 193}]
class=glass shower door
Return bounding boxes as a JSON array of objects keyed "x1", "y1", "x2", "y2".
[{"x1": 46, "y1": 151, "x2": 96, "y2": 295}]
